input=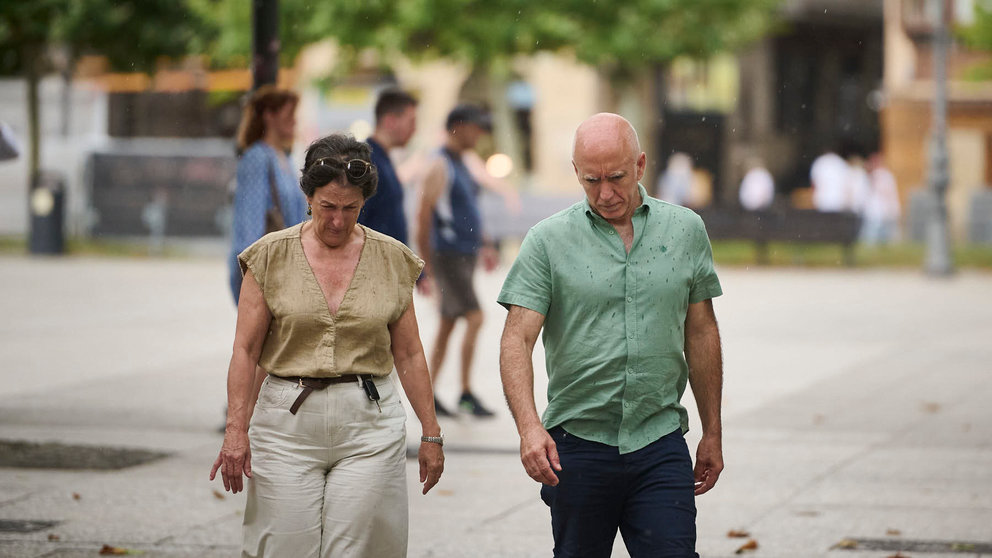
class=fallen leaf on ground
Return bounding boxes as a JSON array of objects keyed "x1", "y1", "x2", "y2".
[
  {"x1": 99, "y1": 545, "x2": 140, "y2": 555},
  {"x1": 72, "y1": 493, "x2": 81, "y2": 500},
  {"x1": 734, "y1": 539, "x2": 758, "y2": 554},
  {"x1": 921, "y1": 402, "x2": 941, "y2": 413},
  {"x1": 727, "y1": 530, "x2": 751, "y2": 538},
  {"x1": 47, "y1": 534, "x2": 60, "y2": 541},
  {"x1": 212, "y1": 490, "x2": 225, "y2": 500},
  {"x1": 886, "y1": 528, "x2": 902, "y2": 536},
  {"x1": 832, "y1": 538, "x2": 859, "y2": 549},
  {"x1": 886, "y1": 553, "x2": 909, "y2": 558},
  {"x1": 951, "y1": 543, "x2": 976, "y2": 551}
]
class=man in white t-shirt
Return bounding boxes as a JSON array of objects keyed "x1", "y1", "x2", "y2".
[
  {"x1": 739, "y1": 158, "x2": 774, "y2": 211},
  {"x1": 860, "y1": 152, "x2": 901, "y2": 244},
  {"x1": 810, "y1": 151, "x2": 850, "y2": 212}
]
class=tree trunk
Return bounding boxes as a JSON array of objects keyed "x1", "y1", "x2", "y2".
[
  {"x1": 60, "y1": 57, "x2": 75, "y2": 138},
  {"x1": 486, "y1": 69, "x2": 526, "y2": 184},
  {"x1": 612, "y1": 68, "x2": 665, "y2": 196},
  {"x1": 24, "y1": 43, "x2": 42, "y2": 188}
]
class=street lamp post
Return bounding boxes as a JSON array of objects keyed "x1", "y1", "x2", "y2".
[
  {"x1": 252, "y1": 0, "x2": 279, "y2": 90},
  {"x1": 926, "y1": 0, "x2": 954, "y2": 275}
]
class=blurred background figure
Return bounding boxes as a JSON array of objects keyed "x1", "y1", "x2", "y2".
[
  {"x1": 0, "y1": 121, "x2": 21, "y2": 161},
  {"x1": 810, "y1": 149, "x2": 850, "y2": 212},
  {"x1": 228, "y1": 86, "x2": 307, "y2": 304},
  {"x1": 360, "y1": 88, "x2": 418, "y2": 246},
  {"x1": 657, "y1": 152, "x2": 694, "y2": 206},
  {"x1": 416, "y1": 104, "x2": 500, "y2": 418},
  {"x1": 738, "y1": 157, "x2": 775, "y2": 211},
  {"x1": 860, "y1": 152, "x2": 902, "y2": 245},
  {"x1": 845, "y1": 153, "x2": 871, "y2": 215}
]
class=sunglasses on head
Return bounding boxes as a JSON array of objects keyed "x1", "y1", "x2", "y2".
[{"x1": 312, "y1": 158, "x2": 372, "y2": 181}]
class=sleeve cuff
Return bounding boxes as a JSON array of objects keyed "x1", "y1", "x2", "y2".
[{"x1": 497, "y1": 291, "x2": 549, "y2": 315}]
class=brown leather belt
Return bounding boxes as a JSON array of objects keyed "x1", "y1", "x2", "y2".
[{"x1": 270, "y1": 374, "x2": 365, "y2": 415}]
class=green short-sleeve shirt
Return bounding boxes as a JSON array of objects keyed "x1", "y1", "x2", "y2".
[
  {"x1": 498, "y1": 185, "x2": 722, "y2": 453},
  {"x1": 239, "y1": 223, "x2": 424, "y2": 378}
]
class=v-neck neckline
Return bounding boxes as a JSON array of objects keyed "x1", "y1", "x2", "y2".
[{"x1": 298, "y1": 222, "x2": 368, "y2": 320}]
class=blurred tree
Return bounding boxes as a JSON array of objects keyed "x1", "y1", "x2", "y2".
[
  {"x1": 188, "y1": 0, "x2": 327, "y2": 69},
  {"x1": 201, "y1": 0, "x2": 780, "y2": 180},
  {"x1": 309, "y1": 0, "x2": 780, "y2": 178},
  {"x1": 958, "y1": 1, "x2": 992, "y2": 80},
  {"x1": 0, "y1": 0, "x2": 214, "y2": 186}
]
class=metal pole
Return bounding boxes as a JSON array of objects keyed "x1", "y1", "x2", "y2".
[
  {"x1": 925, "y1": 0, "x2": 953, "y2": 275},
  {"x1": 252, "y1": 0, "x2": 279, "y2": 90}
]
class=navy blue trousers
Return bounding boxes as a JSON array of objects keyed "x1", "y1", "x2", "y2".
[{"x1": 540, "y1": 427, "x2": 699, "y2": 558}]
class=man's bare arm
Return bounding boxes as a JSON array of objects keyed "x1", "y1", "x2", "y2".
[
  {"x1": 685, "y1": 298, "x2": 724, "y2": 495},
  {"x1": 500, "y1": 305, "x2": 560, "y2": 485},
  {"x1": 415, "y1": 158, "x2": 447, "y2": 285}
]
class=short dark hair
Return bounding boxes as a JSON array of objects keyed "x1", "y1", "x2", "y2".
[
  {"x1": 300, "y1": 134, "x2": 378, "y2": 199},
  {"x1": 445, "y1": 103, "x2": 492, "y2": 132},
  {"x1": 374, "y1": 89, "x2": 418, "y2": 123}
]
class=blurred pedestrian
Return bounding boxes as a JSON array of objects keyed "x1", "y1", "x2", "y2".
[
  {"x1": 860, "y1": 152, "x2": 902, "y2": 244},
  {"x1": 499, "y1": 113, "x2": 724, "y2": 557},
  {"x1": 845, "y1": 154, "x2": 871, "y2": 215},
  {"x1": 0, "y1": 121, "x2": 21, "y2": 161},
  {"x1": 360, "y1": 88, "x2": 418, "y2": 244},
  {"x1": 810, "y1": 149, "x2": 850, "y2": 212},
  {"x1": 416, "y1": 104, "x2": 499, "y2": 418},
  {"x1": 738, "y1": 157, "x2": 774, "y2": 211},
  {"x1": 657, "y1": 152, "x2": 693, "y2": 206},
  {"x1": 211, "y1": 134, "x2": 443, "y2": 557},
  {"x1": 228, "y1": 86, "x2": 308, "y2": 304}
]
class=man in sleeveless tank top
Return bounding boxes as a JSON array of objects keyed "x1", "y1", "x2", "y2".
[{"x1": 415, "y1": 104, "x2": 498, "y2": 418}]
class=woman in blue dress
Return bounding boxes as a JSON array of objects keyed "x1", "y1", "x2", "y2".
[{"x1": 229, "y1": 86, "x2": 308, "y2": 303}]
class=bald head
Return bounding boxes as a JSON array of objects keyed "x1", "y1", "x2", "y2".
[
  {"x1": 571, "y1": 113, "x2": 647, "y2": 225},
  {"x1": 572, "y1": 113, "x2": 641, "y2": 162}
]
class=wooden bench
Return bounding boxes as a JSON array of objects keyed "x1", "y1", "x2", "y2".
[{"x1": 695, "y1": 208, "x2": 862, "y2": 265}]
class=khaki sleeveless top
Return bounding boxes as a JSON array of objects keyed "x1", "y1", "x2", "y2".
[{"x1": 239, "y1": 223, "x2": 424, "y2": 378}]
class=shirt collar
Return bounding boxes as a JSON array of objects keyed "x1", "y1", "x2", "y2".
[{"x1": 366, "y1": 137, "x2": 386, "y2": 154}]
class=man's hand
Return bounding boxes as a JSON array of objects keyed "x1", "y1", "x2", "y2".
[
  {"x1": 210, "y1": 428, "x2": 252, "y2": 494},
  {"x1": 519, "y1": 425, "x2": 562, "y2": 486},
  {"x1": 416, "y1": 270, "x2": 434, "y2": 296},
  {"x1": 480, "y1": 243, "x2": 499, "y2": 272},
  {"x1": 693, "y1": 433, "x2": 723, "y2": 495}
]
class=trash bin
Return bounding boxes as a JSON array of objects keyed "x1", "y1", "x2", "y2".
[{"x1": 29, "y1": 172, "x2": 66, "y2": 255}]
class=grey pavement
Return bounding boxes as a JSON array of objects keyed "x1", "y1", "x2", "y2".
[{"x1": 0, "y1": 251, "x2": 990, "y2": 557}]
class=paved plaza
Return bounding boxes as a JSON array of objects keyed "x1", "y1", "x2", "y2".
[{"x1": 0, "y1": 252, "x2": 990, "y2": 557}]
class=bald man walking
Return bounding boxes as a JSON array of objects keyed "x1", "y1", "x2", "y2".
[{"x1": 498, "y1": 114, "x2": 724, "y2": 557}]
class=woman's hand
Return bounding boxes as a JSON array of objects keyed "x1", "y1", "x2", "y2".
[
  {"x1": 418, "y1": 441, "x2": 444, "y2": 494},
  {"x1": 209, "y1": 429, "x2": 252, "y2": 494}
]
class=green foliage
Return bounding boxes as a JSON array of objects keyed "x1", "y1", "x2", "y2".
[
  {"x1": 0, "y1": 0, "x2": 215, "y2": 75},
  {"x1": 710, "y1": 240, "x2": 992, "y2": 269},
  {"x1": 0, "y1": 1, "x2": 68, "y2": 74},
  {"x1": 959, "y1": 0, "x2": 992, "y2": 51},
  {"x1": 560, "y1": 0, "x2": 781, "y2": 78},
  {"x1": 201, "y1": 0, "x2": 780, "y2": 76},
  {"x1": 58, "y1": 0, "x2": 215, "y2": 71},
  {"x1": 190, "y1": 0, "x2": 331, "y2": 68},
  {"x1": 958, "y1": 1, "x2": 992, "y2": 81}
]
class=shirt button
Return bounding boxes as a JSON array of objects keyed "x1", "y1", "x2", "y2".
[
  {"x1": 624, "y1": 402, "x2": 630, "y2": 408},
  {"x1": 626, "y1": 296, "x2": 633, "y2": 303},
  {"x1": 628, "y1": 333, "x2": 634, "y2": 339},
  {"x1": 627, "y1": 368, "x2": 633, "y2": 374}
]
